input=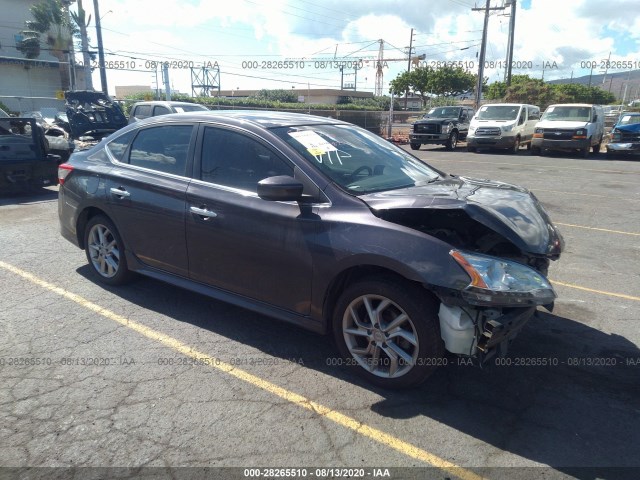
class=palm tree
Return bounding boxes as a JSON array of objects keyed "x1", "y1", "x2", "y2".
[{"x1": 17, "y1": 0, "x2": 76, "y2": 91}]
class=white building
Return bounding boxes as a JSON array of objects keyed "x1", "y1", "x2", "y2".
[{"x1": 0, "y1": 0, "x2": 86, "y2": 112}]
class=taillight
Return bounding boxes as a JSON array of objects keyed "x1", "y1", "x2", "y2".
[{"x1": 58, "y1": 163, "x2": 74, "y2": 185}]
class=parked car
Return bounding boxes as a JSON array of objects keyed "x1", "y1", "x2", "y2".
[
  {"x1": 466, "y1": 103, "x2": 540, "y2": 153},
  {"x1": 21, "y1": 110, "x2": 75, "y2": 163},
  {"x1": 0, "y1": 117, "x2": 59, "y2": 192},
  {"x1": 606, "y1": 112, "x2": 640, "y2": 158},
  {"x1": 531, "y1": 104, "x2": 604, "y2": 157},
  {"x1": 408, "y1": 106, "x2": 474, "y2": 151},
  {"x1": 58, "y1": 111, "x2": 564, "y2": 388},
  {"x1": 128, "y1": 101, "x2": 209, "y2": 124}
]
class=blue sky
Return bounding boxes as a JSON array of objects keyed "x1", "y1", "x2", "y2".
[{"x1": 76, "y1": 0, "x2": 640, "y2": 97}]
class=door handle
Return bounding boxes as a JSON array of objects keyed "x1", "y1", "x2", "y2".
[
  {"x1": 190, "y1": 206, "x2": 218, "y2": 219},
  {"x1": 110, "y1": 187, "x2": 130, "y2": 198}
]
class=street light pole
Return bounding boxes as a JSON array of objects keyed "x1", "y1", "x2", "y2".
[{"x1": 93, "y1": 0, "x2": 108, "y2": 95}]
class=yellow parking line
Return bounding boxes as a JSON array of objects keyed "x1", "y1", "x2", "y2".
[
  {"x1": 555, "y1": 223, "x2": 640, "y2": 236},
  {"x1": 551, "y1": 280, "x2": 640, "y2": 302},
  {"x1": 0, "y1": 260, "x2": 486, "y2": 480}
]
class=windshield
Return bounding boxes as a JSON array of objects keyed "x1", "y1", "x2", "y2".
[
  {"x1": 617, "y1": 114, "x2": 640, "y2": 126},
  {"x1": 174, "y1": 104, "x2": 208, "y2": 113},
  {"x1": 425, "y1": 107, "x2": 461, "y2": 119},
  {"x1": 541, "y1": 106, "x2": 591, "y2": 122},
  {"x1": 476, "y1": 105, "x2": 520, "y2": 120},
  {"x1": 272, "y1": 124, "x2": 440, "y2": 194}
]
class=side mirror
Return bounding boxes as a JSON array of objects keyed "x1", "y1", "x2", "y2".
[{"x1": 257, "y1": 176, "x2": 304, "y2": 201}]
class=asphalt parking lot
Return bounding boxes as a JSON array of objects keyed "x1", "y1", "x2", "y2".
[{"x1": 1, "y1": 145, "x2": 639, "y2": 480}]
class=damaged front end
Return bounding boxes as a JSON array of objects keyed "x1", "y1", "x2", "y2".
[
  {"x1": 364, "y1": 175, "x2": 563, "y2": 363},
  {"x1": 65, "y1": 91, "x2": 128, "y2": 149}
]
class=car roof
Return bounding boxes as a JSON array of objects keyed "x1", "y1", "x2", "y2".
[
  {"x1": 547, "y1": 103, "x2": 600, "y2": 108},
  {"x1": 132, "y1": 101, "x2": 207, "y2": 107},
  {"x1": 127, "y1": 110, "x2": 351, "y2": 129}
]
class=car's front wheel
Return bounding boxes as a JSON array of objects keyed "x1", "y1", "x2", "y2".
[
  {"x1": 84, "y1": 215, "x2": 133, "y2": 286},
  {"x1": 332, "y1": 277, "x2": 444, "y2": 388},
  {"x1": 445, "y1": 131, "x2": 458, "y2": 150},
  {"x1": 410, "y1": 143, "x2": 420, "y2": 150}
]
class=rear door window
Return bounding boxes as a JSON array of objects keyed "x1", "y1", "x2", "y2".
[
  {"x1": 128, "y1": 125, "x2": 194, "y2": 176},
  {"x1": 133, "y1": 105, "x2": 152, "y2": 119},
  {"x1": 153, "y1": 105, "x2": 172, "y2": 116},
  {"x1": 106, "y1": 130, "x2": 136, "y2": 162}
]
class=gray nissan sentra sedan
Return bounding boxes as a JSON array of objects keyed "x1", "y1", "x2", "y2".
[{"x1": 58, "y1": 110, "x2": 564, "y2": 388}]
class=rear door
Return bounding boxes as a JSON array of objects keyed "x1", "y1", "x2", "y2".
[
  {"x1": 185, "y1": 125, "x2": 316, "y2": 315},
  {"x1": 104, "y1": 123, "x2": 196, "y2": 277}
]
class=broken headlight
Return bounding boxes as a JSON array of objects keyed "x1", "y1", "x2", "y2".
[{"x1": 450, "y1": 250, "x2": 556, "y2": 307}]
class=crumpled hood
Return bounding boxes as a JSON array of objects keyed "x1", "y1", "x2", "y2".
[
  {"x1": 615, "y1": 122, "x2": 640, "y2": 133},
  {"x1": 361, "y1": 176, "x2": 564, "y2": 256}
]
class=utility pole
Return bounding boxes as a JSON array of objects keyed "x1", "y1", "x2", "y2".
[
  {"x1": 504, "y1": 0, "x2": 516, "y2": 86},
  {"x1": 93, "y1": 0, "x2": 108, "y2": 95},
  {"x1": 163, "y1": 63, "x2": 171, "y2": 101},
  {"x1": 404, "y1": 28, "x2": 415, "y2": 111},
  {"x1": 473, "y1": 1, "x2": 507, "y2": 108},
  {"x1": 77, "y1": 0, "x2": 94, "y2": 90}
]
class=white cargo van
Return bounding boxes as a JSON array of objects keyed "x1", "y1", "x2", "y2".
[
  {"x1": 531, "y1": 104, "x2": 604, "y2": 157},
  {"x1": 466, "y1": 103, "x2": 540, "y2": 153}
]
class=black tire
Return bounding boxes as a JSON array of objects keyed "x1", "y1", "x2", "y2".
[
  {"x1": 580, "y1": 139, "x2": 591, "y2": 158},
  {"x1": 332, "y1": 277, "x2": 444, "y2": 389},
  {"x1": 84, "y1": 215, "x2": 133, "y2": 286},
  {"x1": 410, "y1": 143, "x2": 420, "y2": 151},
  {"x1": 466, "y1": 145, "x2": 476, "y2": 152},
  {"x1": 511, "y1": 136, "x2": 521, "y2": 154},
  {"x1": 531, "y1": 146, "x2": 541, "y2": 155},
  {"x1": 593, "y1": 142, "x2": 601, "y2": 154},
  {"x1": 445, "y1": 131, "x2": 458, "y2": 150}
]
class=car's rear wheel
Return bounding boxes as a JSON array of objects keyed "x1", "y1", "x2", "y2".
[
  {"x1": 332, "y1": 277, "x2": 444, "y2": 388},
  {"x1": 531, "y1": 146, "x2": 541, "y2": 155},
  {"x1": 84, "y1": 215, "x2": 133, "y2": 286},
  {"x1": 466, "y1": 145, "x2": 476, "y2": 152},
  {"x1": 410, "y1": 143, "x2": 420, "y2": 150}
]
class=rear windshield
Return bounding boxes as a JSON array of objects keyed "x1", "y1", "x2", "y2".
[{"x1": 174, "y1": 105, "x2": 208, "y2": 113}]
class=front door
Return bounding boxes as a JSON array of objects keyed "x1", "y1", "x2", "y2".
[{"x1": 185, "y1": 126, "x2": 316, "y2": 315}]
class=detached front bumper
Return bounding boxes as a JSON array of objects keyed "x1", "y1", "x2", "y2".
[{"x1": 606, "y1": 142, "x2": 640, "y2": 154}]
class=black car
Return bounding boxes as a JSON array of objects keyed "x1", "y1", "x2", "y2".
[
  {"x1": 409, "y1": 106, "x2": 474, "y2": 151},
  {"x1": 1, "y1": 117, "x2": 59, "y2": 192},
  {"x1": 58, "y1": 111, "x2": 563, "y2": 388}
]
